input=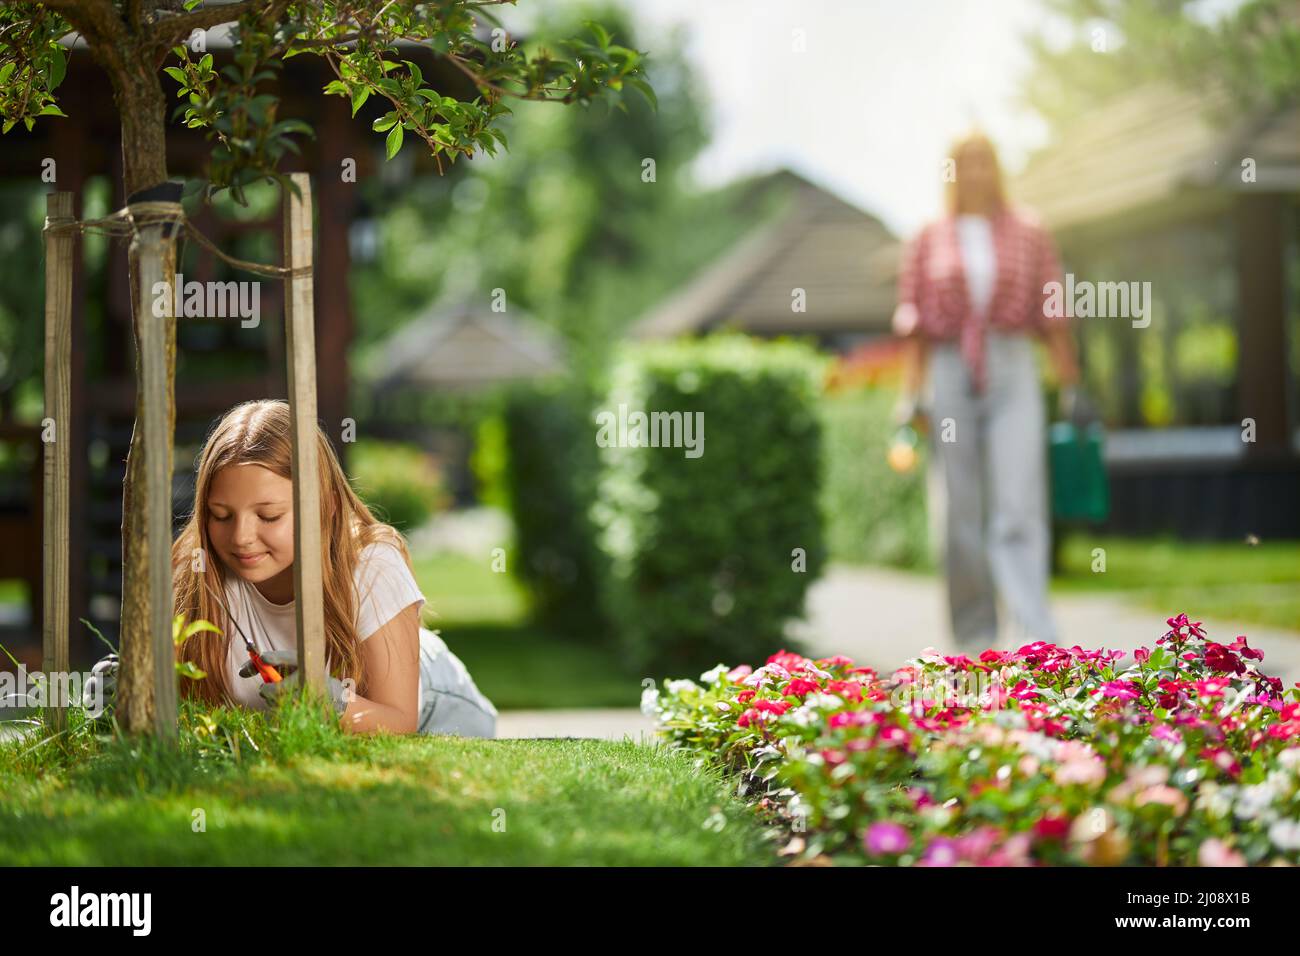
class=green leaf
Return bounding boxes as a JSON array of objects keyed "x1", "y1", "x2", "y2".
[
  {"x1": 47, "y1": 47, "x2": 67, "y2": 90},
  {"x1": 176, "y1": 661, "x2": 208, "y2": 680},
  {"x1": 199, "y1": 53, "x2": 214, "y2": 73},
  {"x1": 350, "y1": 85, "x2": 370, "y2": 117},
  {"x1": 164, "y1": 66, "x2": 189, "y2": 85},
  {"x1": 627, "y1": 76, "x2": 657, "y2": 111},
  {"x1": 385, "y1": 123, "x2": 404, "y2": 160},
  {"x1": 372, "y1": 112, "x2": 398, "y2": 133},
  {"x1": 182, "y1": 619, "x2": 222, "y2": 641},
  {"x1": 37, "y1": 104, "x2": 67, "y2": 118}
]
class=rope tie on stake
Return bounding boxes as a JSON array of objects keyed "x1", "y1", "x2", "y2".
[{"x1": 42, "y1": 200, "x2": 313, "y2": 281}]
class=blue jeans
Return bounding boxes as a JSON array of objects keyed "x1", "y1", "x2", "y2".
[{"x1": 417, "y1": 629, "x2": 498, "y2": 737}]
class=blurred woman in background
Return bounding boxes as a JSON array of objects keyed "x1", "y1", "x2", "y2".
[{"x1": 892, "y1": 130, "x2": 1080, "y2": 651}]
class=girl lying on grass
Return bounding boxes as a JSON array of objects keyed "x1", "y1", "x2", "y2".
[{"x1": 165, "y1": 398, "x2": 497, "y2": 737}]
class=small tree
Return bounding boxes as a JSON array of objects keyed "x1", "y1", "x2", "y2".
[{"x1": 0, "y1": 0, "x2": 652, "y2": 735}]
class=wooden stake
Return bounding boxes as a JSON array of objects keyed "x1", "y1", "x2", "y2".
[
  {"x1": 42, "y1": 193, "x2": 73, "y2": 733},
  {"x1": 283, "y1": 174, "x2": 326, "y2": 699},
  {"x1": 132, "y1": 222, "x2": 178, "y2": 741}
]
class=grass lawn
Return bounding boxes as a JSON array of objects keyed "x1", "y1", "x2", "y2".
[
  {"x1": 0, "y1": 697, "x2": 776, "y2": 866},
  {"x1": 410, "y1": 552, "x2": 641, "y2": 710},
  {"x1": 1053, "y1": 534, "x2": 1300, "y2": 632}
]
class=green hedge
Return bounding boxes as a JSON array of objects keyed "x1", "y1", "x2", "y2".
[
  {"x1": 818, "y1": 389, "x2": 931, "y2": 568},
  {"x1": 348, "y1": 439, "x2": 447, "y2": 532},
  {"x1": 593, "y1": 335, "x2": 826, "y2": 674},
  {"x1": 501, "y1": 381, "x2": 608, "y2": 639}
]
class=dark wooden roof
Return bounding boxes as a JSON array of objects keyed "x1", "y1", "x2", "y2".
[
  {"x1": 370, "y1": 298, "x2": 566, "y2": 392},
  {"x1": 630, "y1": 169, "x2": 898, "y2": 340}
]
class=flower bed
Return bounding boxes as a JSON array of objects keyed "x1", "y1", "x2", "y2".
[{"x1": 646, "y1": 615, "x2": 1300, "y2": 866}]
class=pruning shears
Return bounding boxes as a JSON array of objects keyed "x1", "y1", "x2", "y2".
[{"x1": 203, "y1": 580, "x2": 283, "y2": 684}]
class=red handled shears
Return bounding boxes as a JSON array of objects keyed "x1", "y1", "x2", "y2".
[{"x1": 203, "y1": 580, "x2": 283, "y2": 684}]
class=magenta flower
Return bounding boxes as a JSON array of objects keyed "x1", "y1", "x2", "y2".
[
  {"x1": 1204, "y1": 643, "x2": 1245, "y2": 675},
  {"x1": 918, "y1": 837, "x2": 960, "y2": 867},
  {"x1": 1134, "y1": 646, "x2": 1151, "y2": 665},
  {"x1": 864, "y1": 821, "x2": 911, "y2": 856},
  {"x1": 1099, "y1": 680, "x2": 1141, "y2": 701}
]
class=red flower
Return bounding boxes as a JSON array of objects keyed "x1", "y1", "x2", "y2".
[
  {"x1": 736, "y1": 708, "x2": 760, "y2": 728},
  {"x1": 754, "y1": 699, "x2": 789, "y2": 716},
  {"x1": 816, "y1": 655, "x2": 855, "y2": 669},
  {"x1": 1204, "y1": 643, "x2": 1245, "y2": 675},
  {"x1": 821, "y1": 749, "x2": 846, "y2": 766},
  {"x1": 1033, "y1": 814, "x2": 1071, "y2": 840},
  {"x1": 765, "y1": 650, "x2": 807, "y2": 672},
  {"x1": 1099, "y1": 680, "x2": 1141, "y2": 701},
  {"x1": 826, "y1": 680, "x2": 863, "y2": 702},
  {"x1": 784, "y1": 678, "x2": 821, "y2": 698},
  {"x1": 736, "y1": 690, "x2": 756, "y2": 704}
]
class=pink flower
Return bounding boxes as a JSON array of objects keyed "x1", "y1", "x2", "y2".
[
  {"x1": 754, "y1": 699, "x2": 789, "y2": 716},
  {"x1": 864, "y1": 821, "x2": 911, "y2": 856},
  {"x1": 1099, "y1": 680, "x2": 1141, "y2": 701},
  {"x1": 1194, "y1": 677, "x2": 1232, "y2": 699},
  {"x1": 726, "y1": 665, "x2": 753, "y2": 682},
  {"x1": 1151, "y1": 724, "x2": 1182, "y2": 744},
  {"x1": 1054, "y1": 756, "x2": 1106, "y2": 787},
  {"x1": 1034, "y1": 814, "x2": 1070, "y2": 840},
  {"x1": 1134, "y1": 647, "x2": 1151, "y2": 665},
  {"x1": 826, "y1": 679, "x2": 863, "y2": 702},
  {"x1": 816, "y1": 655, "x2": 855, "y2": 669},
  {"x1": 736, "y1": 690, "x2": 756, "y2": 704},
  {"x1": 1198, "y1": 838, "x2": 1246, "y2": 867},
  {"x1": 918, "y1": 837, "x2": 961, "y2": 867},
  {"x1": 821, "y1": 748, "x2": 846, "y2": 767}
]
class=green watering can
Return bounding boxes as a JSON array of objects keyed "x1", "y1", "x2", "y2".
[{"x1": 1048, "y1": 408, "x2": 1110, "y2": 524}]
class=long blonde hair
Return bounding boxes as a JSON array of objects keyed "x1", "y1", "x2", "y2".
[
  {"x1": 172, "y1": 399, "x2": 414, "y2": 706},
  {"x1": 944, "y1": 129, "x2": 1008, "y2": 217}
]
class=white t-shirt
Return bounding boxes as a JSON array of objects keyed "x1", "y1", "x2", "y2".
[
  {"x1": 956, "y1": 214, "x2": 997, "y2": 318},
  {"x1": 222, "y1": 541, "x2": 426, "y2": 710}
]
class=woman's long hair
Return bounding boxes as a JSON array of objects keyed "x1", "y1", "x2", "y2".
[
  {"x1": 944, "y1": 129, "x2": 1008, "y2": 217},
  {"x1": 172, "y1": 399, "x2": 414, "y2": 706}
]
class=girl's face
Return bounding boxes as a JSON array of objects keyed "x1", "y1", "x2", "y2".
[{"x1": 206, "y1": 464, "x2": 296, "y2": 602}]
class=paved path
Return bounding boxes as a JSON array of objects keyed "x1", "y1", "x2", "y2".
[
  {"x1": 495, "y1": 708, "x2": 657, "y2": 743},
  {"x1": 789, "y1": 565, "x2": 1300, "y2": 689}
]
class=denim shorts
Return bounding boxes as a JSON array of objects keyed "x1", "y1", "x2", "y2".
[{"x1": 416, "y1": 628, "x2": 498, "y2": 737}]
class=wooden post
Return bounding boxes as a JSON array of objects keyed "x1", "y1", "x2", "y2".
[
  {"x1": 132, "y1": 220, "x2": 178, "y2": 741},
  {"x1": 42, "y1": 192, "x2": 74, "y2": 733},
  {"x1": 283, "y1": 174, "x2": 326, "y2": 699}
]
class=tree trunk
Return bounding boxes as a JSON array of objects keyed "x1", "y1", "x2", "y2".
[{"x1": 110, "y1": 59, "x2": 176, "y2": 737}]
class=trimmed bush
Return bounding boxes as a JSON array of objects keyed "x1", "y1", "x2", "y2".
[
  {"x1": 819, "y1": 389, "x2": 931, "y2": 568},
  {"x1": 348, "y1": 439, "x2": 447, "y2": 532},
  {"x1": 501, "y1": 381, "x2": 608, "y2": 639},
  {"x1": 593, "y1": 335, "x2": 826, "y2": 674}
]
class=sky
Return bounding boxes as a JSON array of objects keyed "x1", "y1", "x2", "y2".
[{"x1": 540, "y1": 0, "x2": 1073, "y2": 237}]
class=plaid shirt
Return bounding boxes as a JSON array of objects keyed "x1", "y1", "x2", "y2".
[{"x1": 894, "y1": 204, "x2": 1065, "y2": 392}]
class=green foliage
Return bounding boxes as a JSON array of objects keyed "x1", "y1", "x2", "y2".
[
  {"x1": 348, "y1": 439, "x2": 447, "y2": 532},
  {"x1": 501, "y1": 381, "x2": 608, "y2": 639},
  {"x1": 0, "y1": 2, "x2": 649, "y2": 203},
  {"x1": 819, "y1": 389, "x2": 931, "y2": 569},
  {"x1": 469, "y1": 411, "x2": 509, "y2": 510},
  {"x1": 594, "y1": 335, "x2": 828, "y2": 674},
  {"x1": 345, "y1": 4, "x2": 757, "y2": 378},
  {"x1": 1023, "y1": 0, "x2": 1300, "y2": 132}
]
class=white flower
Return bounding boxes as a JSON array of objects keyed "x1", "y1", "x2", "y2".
[
  {"x1": 1233, "y1": 783, "x2": 1277, "y2": 821},
  {"x1": 1269, "y1": 819, "x2": 1300, "y2": 851},
  {"x1": 640, "y1": 686, "x2": 661, "y2": 717},
  {"x1": 1194, "y1": 783, "x2": 1233, "y2": 820},
  {"x1": 699, "y1": 664, "x2": 729, "y2": 685},
  {"x1": 1278, "y1": 748, "x2": 1300, "y2": 771},
  {"x1": 714, "y1": 701, "x2": 732, "y2": 713},
  {"x1": 806, "y1": 693, "x2": 845, "y2": 711},
  {"x1": 785, "y1": 705, "x2": 819, "y2": 728},
  {"x1": 664, "y1": 679, "x2": 699, "y2": 697}
]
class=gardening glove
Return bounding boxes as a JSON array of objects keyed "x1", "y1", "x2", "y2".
[
  {"x1": 240, "y1": 649, "x2": 351, "y2": 715},
  {"x1": 81, "y1": 652, "x2": 118, "y2": 719}
]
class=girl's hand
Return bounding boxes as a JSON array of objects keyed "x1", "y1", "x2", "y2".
[{"x1": 240, "y1": 649, "x2": 351, "y2": 715}]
